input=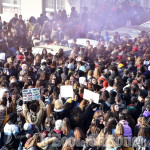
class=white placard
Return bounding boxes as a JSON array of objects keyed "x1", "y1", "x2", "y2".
[
  {"x1": 83, "y1": 89, "x2": 100, "y2": 104},
  {"x1": 0, "y1": 53, "x2": 5, "y2": 61},
  {"x1": 22, "y1": 88, "x2": 40, "y2": 101},
  {"x1": 60, "y1": 85, "x2": 73, "y2": 98}
]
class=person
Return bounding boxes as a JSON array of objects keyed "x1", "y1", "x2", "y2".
[
  {"x1": 23, "y1": 100, "x2": 45, "y2": 129},
  {"x1": 61, "y1": 117, "x2": 74, "y2": 138},
  {"x1": 3, "y1": 112, "x2": 31, "y2": 150}
]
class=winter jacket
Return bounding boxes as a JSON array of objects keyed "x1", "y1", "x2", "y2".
[
  {"x1": 23, "y1": 100, "x2": 45, "y2": 126},
  {"x1": 119, "y1": 120, "x2": 132, "y2": 138},
  {"x1": 4, "y1": 122, "x2": 26, "y2": 149},
  {"x1": 37, "y1": 137, "x2": 57, "y2": 150},
  {"x1": 143, "y1": 111, "x2": 150, "y2": 118},
  {"x1": 133, "y1": 136, "x2": 150, "y2": 149}
]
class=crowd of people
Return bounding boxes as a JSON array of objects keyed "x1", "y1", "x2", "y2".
[{"x1": 0, "y1": 2, "x2": 150, "y2": 150}]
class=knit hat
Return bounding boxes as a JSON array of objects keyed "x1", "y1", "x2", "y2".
[
  {"x1": 18, "y1": 55, "x2": 24, "y2": 60},
  {"x1": 132, "y1": 46, "x2": 138, "y2": 52},
  {"x1": 54, "y1": 99, "x2": 63, "y2": 112},
  {"x1": 55, "y1": 120, "x2": 63, "y2": 130},
  {"x1": 117, "y1": 55, "x2": 123, "y2": 60},
  {"x1": 23, "y1": 123, "x2": 32, "y2": 131},
  {"x1": 103, "y1": 80, "x2": 108, "y2": 88},
  {"x1": 118, "y1": 63, "x2": 124, "y2": 69}
]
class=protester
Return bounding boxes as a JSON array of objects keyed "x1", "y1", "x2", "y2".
[{"x1": 0, "y1": 2, "x2": 150, "y2": 149}]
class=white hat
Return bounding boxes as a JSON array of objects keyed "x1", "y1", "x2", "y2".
[
  {"x1": 55, "y1": 120, "x2": 63, "y2": 130},
  {"x1": 23, "y1": 123, "x2": 32, "y2": 131},
  {"x1": 79, "y1": 76, "x2": 86, "y2": 85}
]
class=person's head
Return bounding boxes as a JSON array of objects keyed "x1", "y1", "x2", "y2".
[
  {"x1": 106, "y1": 117, "x2": 117, "y2": 133},
  {"x1": 45, "y1": 115, "x2": 55, "y2": 128},
  {"x1": 55, "y1": 120, "x2": 63, "y2": 130},
  {"x1": 106, "y1": 135, "x2": 117, "y2": 148},
  {"x1": 9, "y1": 76, "x2": 17, "y2": 83},
  {"x1": 1, "y1": 80, "x2": 9, "y2": 89},
  {"x1": 130, "y1": 97, "x2": 137, "y2": 105},
  {"x1": 138, "y1": 90, "x2": 148, "y2": 103},
  {"x1": 46, "y1": 103, "x2": 54, "y2": 117},
  {"x1": 9, "y1": 112, "x2": 17, "y2": 124},
  {"x1": 54, "y1": 99, "x2": 63, "y2": 111},
  {"x1": 102, "y1": 90, "x2": 109, "y2": 102},
  {"x1": 0, "y1": 96, "x2": 7, "y2": 106},
  {"x1": 115, "y1": 123, "x2": 124, "y2": 137},
  {"x1": 21, "y1": 63, "x2": 28, "y2": 71},
  {"x1": 119, "y1": 112, "x2": 126, "y2": 121},
  {"x1": 29, "y1": 101, "x2": 38, "y2": 114},
  {"x1": 108, "y1": 79, "x2": 114, "y2": 87},
  {"x1": 14, "y1": 13, "x2": 18, "y2": 18},
  {"x1": 62, "y1": 118, "x2": 72, "y2": 136},
  {"x1": 115, "y1": 95, "x2": 122, "y2": 104},
  {"x1": 19, "y1": 46, "x2": 25, "y2": 54},
  {"x1": 62, "y1": 137, "x2": 74, "y2": 150},
  {"x1": 138, "y1": 127, "x2": 150, "y2": 139},
  {"x1": 111, "y1": 104, "x2": 119, "y2": 113},
  {"x1": 42, "y1": 48, "x2": 47, "y2": 55},
  {"x1": 74, "y1": 127, "x2": 85, "y2": 141}
]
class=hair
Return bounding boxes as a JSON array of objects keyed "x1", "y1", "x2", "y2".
[
  {"x1": 0, "y1": 80, "x2": 9, "y2": 89},
  {"x1": 108, "y1": 79, "x2": 114, "y2": 87},
  {"x1": 93, "y1": 110, "x2": 104, "y2": 119},
  {"x1": 96, "y1": 128, "x2": 108, "y2": 146},
  {"x1": 122, "y1": 109, "x2": 136, "y2": 128},
  {"x1": 79, "y1": 99, "x2": 88, "y2": 111},
  {"x1": 62, "y1": 137, "x2": 74, "y2": 150},
  {"x1": 106, "y1": 135, "x2": 118, "y2": 148},
  {"x1": 46, "y1": 103, "x2": 54, "y2": 117},
  {"x1": 0, "y1": 96, "x2": 7, "y2": 106},
  {"x1": 104, "y1": 111, "x2": 114, "y2": 123},
  {"x1": 111, "y1": 104, "x2": 119, "y2": 113},
  {"x1": 45, "y1": 115, "x2": 55, "y2": 128},
  {"x1": 115, "y1": 123, "x2": 124, "y2": 137},
  {"x1": 138, "y1": 127, "x2": 150, "y2": 139},
  {"x1": 74, "y1": 127, "x2": 85, "y2": 141},
  {"x1": 88, "y1": 119, "x2": 101, "y2": 135},
  {"x1": 71, "y1": 107, "x2": 83, "y2": 122},
  {"x1": 102, "y1": 90, "x2": 109, "y2": 102},
  {"x1": 62, "y1": 118, "x2": 72, "y2": 136},
  {"x1": 105, "y1": 117, "x2": 117, "y2": 134},
  {"x1": 93, "y1": 67, "x2": 100, "y2": 79},
  {"x1": 35, "y1": 54, "x2": 41, "y2": 64}
]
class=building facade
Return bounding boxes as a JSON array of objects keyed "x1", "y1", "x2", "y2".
[{"x1": 0, "y1": 0, "x2": 150, "y2": 22}]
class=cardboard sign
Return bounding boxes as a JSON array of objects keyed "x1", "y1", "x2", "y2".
[
  {"x1": 22, "y1": 88, "x2": 40, "y2": 101},
  {"x1": 83, "y1": 89, "x2": 100, "y2": 104},
  {"x1": 0, "y1": 53, "x2": 5, "y2": 61},
  {"x1": 60, "y1": 85, "x2": 73, "y2": 98}
]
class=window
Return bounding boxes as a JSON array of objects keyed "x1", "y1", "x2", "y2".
[
  {"x1": 45, "y1": 0, "x2": 54, "y2": 9},
  {"x1": 57, "y1": 0, "x2": 65, "y2": 10}
]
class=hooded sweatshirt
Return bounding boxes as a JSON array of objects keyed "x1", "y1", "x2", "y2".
[
  {"x1": 133, "y1": 136, "x2": 150, "y2": 148},
  {"x1": 119, "y1": 120, "x2": 132, "y2": 138},
  {"x1": 143, "y1": 111, "x2": 150, "y2": 118}
]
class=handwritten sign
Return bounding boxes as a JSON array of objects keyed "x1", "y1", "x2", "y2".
[
  {"x1": 22, "y1": 88, "x2": 40, "y2": 101},
  {"x1": 83, "y1": 89, "x2": 100, "y2": 104},
  {"x1": 0, "y1": 53, "x2": 5, "y2": 61},
  {"x1": 60, "y1": 85, "x2": 73, "y2": 98}
]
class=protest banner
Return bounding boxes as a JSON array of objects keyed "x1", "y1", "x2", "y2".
[
  {"x1": 22, "y1": 88, "x2": 40, "y2": 101},
  {"x1": 83, "y1": 89, "x2": 100, "y2": 104},
  {"x1": 0, "y1": 53, "x2": 5, "y2": 61},
  {"x1": 60, "y1": 85, "x2": 73, "y2": 98}
]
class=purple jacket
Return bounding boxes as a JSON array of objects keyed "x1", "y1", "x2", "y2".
[
  {"x1": 119, "y1": 120, "x2": 132, "y2": 138},
  {"x1": 143, "y1": 111, "x2": 150, "y2": 117}
]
